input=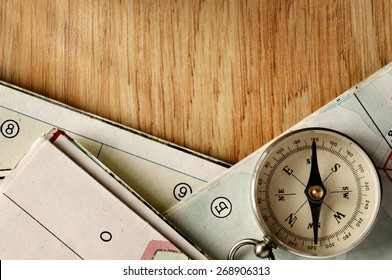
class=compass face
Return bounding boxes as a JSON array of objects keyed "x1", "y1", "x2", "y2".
[{"x1": 252, "y1": 128, "x2": 382, "y2": 258}]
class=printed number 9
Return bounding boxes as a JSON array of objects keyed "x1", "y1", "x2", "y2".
[{"x1": 173, "y1": 183, "x2": 193, "y2": 201}]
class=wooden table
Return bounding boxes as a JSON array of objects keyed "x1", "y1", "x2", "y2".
[{"x1": 1, "y1": 0, "x2": 391, "y2": 163}]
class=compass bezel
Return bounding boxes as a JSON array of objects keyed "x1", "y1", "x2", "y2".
[{"x1": 251, "y1": 127, "x2": 382, "y2": 258}]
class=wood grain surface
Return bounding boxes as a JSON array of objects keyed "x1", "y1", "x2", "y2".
[{"x1": 1, "y1": 0, "x2": 391, "y2": 163}]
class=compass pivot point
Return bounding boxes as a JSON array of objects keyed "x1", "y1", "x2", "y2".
[{"x1": 308, "y1": 185, "x2": 325, "y2": 201}]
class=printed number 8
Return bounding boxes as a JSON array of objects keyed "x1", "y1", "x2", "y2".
[{"x1": 1, "y1": 120, "x2": 20, "y2": 138}]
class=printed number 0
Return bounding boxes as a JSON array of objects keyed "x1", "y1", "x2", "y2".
[
  {"x1": 1, "y1": 120, "x2": 20, "y2": 138},
  {"x1": 100, "y1": 231, "x2": 112, "y2": 242}
]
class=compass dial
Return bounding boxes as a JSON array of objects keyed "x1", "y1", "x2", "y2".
[{"x1": 252, "y1": 128, "x2": 382, "y2": 258}]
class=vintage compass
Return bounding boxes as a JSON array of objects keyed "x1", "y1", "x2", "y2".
[{"x1": 229, "y1": 127, "x2": 382, "y2": 259}]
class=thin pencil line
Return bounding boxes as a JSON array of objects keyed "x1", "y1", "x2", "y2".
[
  {"x1": 353, "y1": 93, "x2": 392, "y2": 150},
  {"x1": 2, "y1": 193, "x2": 84, "y2": 260}
]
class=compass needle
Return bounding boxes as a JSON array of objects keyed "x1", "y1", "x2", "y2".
[
  {"x1": 304, "y1": 141, "x2": 327, "y2": 244},
  {"x1": 252, "y1": 128, "x2": 381, "y2": 258}
]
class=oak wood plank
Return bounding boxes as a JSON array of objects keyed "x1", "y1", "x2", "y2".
[{"x1": 1, "y1": 0, "x2": 391, "y2": 163}]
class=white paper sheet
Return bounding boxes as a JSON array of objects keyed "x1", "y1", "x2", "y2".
[{"x1": 0, "y1": 131, "x2": 204, "y2": 259}]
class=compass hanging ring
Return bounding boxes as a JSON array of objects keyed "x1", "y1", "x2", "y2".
[{"x1": 228, "y1": 237, "x2": 276, "y2": 260}]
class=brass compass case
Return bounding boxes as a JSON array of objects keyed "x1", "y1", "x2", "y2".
[{"x1": 251, "y1": 127, "x2": 382, "y2": 258}]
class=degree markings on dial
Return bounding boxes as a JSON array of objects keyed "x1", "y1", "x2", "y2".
[
  {"x1": 267, "y1": 143, "x2": 347, "y2": 233},
  {"x1": 280, "y1": 142, "x2": 350, "y2": 188},
  {"x1": 318, "y1": 239, "x2": 323, "y2": 246},
  {"x1": 254, "y1": 129, "x2": 381, "y2": 257},
  {"x1": 354, "y1": 167, "x2": 363, "y2": 172},
  {"x1": 293, "y1": 143, "x2": 353, "y2": 202}
]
